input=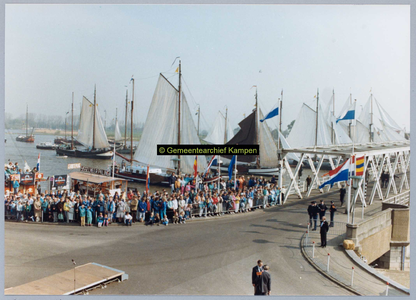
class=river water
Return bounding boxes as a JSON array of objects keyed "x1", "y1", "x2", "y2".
[{"x1": 4, "y1": 131, "x2": 150, "y2": 192}]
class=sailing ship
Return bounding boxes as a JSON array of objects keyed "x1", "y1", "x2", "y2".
[
  {"x1": 114, "y1": 61, "x2": 207, "y2": 184},
  {"x1": 203, "y1": 108, "x2": 234, "y2": 144},
  {"x1": 56, "y1": 88, "x2": 113, "y2": 159},
  {"x1": 16, "y1": 105, "x2": 35, "y2": 143},
  {"x1": 110, "y1": 114, "x2": 137, "y2": 154},
  {"x1": 218, "y1": 89, "x2": 280, "y2": 175}
]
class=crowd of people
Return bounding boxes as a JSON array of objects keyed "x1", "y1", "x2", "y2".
[{"x1": 4, "y1": 174, "x2": 287, "y2": 227}]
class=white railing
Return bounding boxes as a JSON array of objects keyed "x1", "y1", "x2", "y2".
[{"x1": 382, "y1": 190, "x2": 410, "y2": 206}]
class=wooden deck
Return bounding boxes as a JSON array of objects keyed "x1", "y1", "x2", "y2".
[{"x1": 5, "y1": 262, "x2": 128, "y2": 295}]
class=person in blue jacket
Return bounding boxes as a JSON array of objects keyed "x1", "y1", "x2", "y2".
[
  {"x1": 86, "y1": 206, "x2": 93, "y2": 226},
  {"x1": 13, "y1": 179, "x2": 20, "y2": 195},
  {"x1": 160, "y1": 197, "x2": 167, "y2": 220},
  {"x1": 138, "y1": 198, "x2": 147, "y2": 222}
]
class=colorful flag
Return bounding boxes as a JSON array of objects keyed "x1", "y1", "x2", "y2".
[
  {"x1": 203, "y1": 155, "x2": 217, "y2": 178},
  {"x1": 146, "y1": 165, "x2": 150, "y2": 195},
  {"x1": 193, "y1": 156, "x2": 198, "y2": 178},
  {"x1": 356, "y1": 156, "x2": 365, "y2": 176},
  {"x1": 228, "y1": 155, "x2": 236, "y2": 180},
  {"x1": 37, "y1": 153, "x2": 40, "y2": 172},
  {"x1": 260, "y1": 107, "x2": 279, "y2": 122},
  {"x1": 336, "y1": 101, "x2": 356, "y2": 123},
  {"x1": 319, "y1": 158, "x2": 351, "y2": 189}
]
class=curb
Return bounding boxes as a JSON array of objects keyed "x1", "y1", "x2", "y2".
[
  {"x1": 344, "y1": 249, "x2": 410, "y2": 295},
  {"x1": 299, "y1": 233, "x2": 362, "y2": 296}
]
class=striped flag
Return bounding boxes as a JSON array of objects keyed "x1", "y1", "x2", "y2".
[
  {"x1": 37, "y1": 153, "x2": 40, "y2": 172},
  {"x1": 146, "y1": 165, "x2": 150, "y2": 195},
  {"x1": 193, "y1": 156, "x2": 198, "y2": 178},
  {"x1": 320, "y1": 158, "x2": 351, "y2": 189},
  {"x1": 203, "y1": 155, "x2": 217, "y2": 178},
  {"x1": 356, "y1": 156, "x2": 365, "y2": 176}
]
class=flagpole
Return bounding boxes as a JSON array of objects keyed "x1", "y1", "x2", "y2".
[
  {"x1": 234, "y1": 155, "x2": 237, "y2": 190},
  {"x1": 218, "y1": 155, "x2": 221, "y2": 194},
  {"x1": 347, "y1": 157, "x2": 351, "y2": 223},
  {"x1": 278, "y1": 90, "x2": 283, "y2": 204}
]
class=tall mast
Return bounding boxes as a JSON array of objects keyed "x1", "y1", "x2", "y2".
[
  {"x1": 71, "y1": 92, "x2": 74, "y2": 150},
  {"x1": 370, "y1": 92, "x2": 373, "y2": 142},
  {"x1": 278, "y1": 90, "x2": 283, "y2": 151},
  {"x1": 130, "y1": 77, "x2": 134, "y2": 166},
  {"x1": 331, "y1": 89, "x2": 335, "y2": 144},
  {"x1": 26, "y1": 104, "x2": 28, "y2": 137},
  {"x1": 315, "y1": 89, "x2": 319, "y2": 148},
  {"x1": 64, "y1": 111, "x2": 67, "y2": 140},
  {"x1": 177, "y1": 60, "x2": 182, "y2": 175},
  {"x1": 197, "y1": 105, "x2": 200, "y2": 137},
  {"x1": 349, "y1": 93, "x2": 352, "y2": 138},
  {"x1": 124, "y1": 89, "x2": 128, "y2": 149},
  {"x1": 92, "y1": 85, "x2": 96, "y2": 150},
  {"x1": 224, "y1": 106, "x2": 228, "y2": 144},
  {"x1": 255, "y1": 88, "x2": 260, "y2": 169}
]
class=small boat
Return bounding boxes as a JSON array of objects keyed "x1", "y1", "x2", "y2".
[
  {"x1": 36, "y1": 142, "x2": 57, "y2": 150},
  {"x1": 16, "y1": 105, "x2": 35, "y2": 143}
]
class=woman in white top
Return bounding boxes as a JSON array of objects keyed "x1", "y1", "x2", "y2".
[{"x1": 68, "y1": 198, "x2": 75, "y2": 221}]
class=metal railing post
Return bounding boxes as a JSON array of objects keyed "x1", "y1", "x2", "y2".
[
  {"x1": 312, "y1": 241, "x2": 315, "y2": 258},
  {"x1": 351, "y1": 267, "x2": 354, "y2": 287},
  {"x1": 385, "y1": 282, "x2": 389, "y2": 296},
  {"x1": 305, "y1": 230, "x2": 309, "y2": 246},
  {"x1": 326, "y1": 253, "x2": 330, "y2": 272}
]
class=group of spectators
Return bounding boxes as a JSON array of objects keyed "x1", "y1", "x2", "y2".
[{"x1": 4, "y1": 174, "x2": 286, "y2": 227}]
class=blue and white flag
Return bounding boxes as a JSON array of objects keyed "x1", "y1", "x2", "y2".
[
  {"x1": 260, "y1": 107, "x2": 279, "y2": 122},
  {"x1": 203, "y1": 155, "x2": 218, "y2": 178},
  {"x1": 319, "y1": 158, "x2": 351, "y2": 189},
  {"x1": 37, "y1": 153, "x2": 40, "y2": 172},
  {"x1": 336, "y1": 101, "x2": 356, "y2": 123},
  {"x1": 228, "y1": 155, "x2": 236, "y2": 180}
]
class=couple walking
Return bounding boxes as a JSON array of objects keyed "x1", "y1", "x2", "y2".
[{"x1": 251, "y1": 260, "x2": 271, "y2": 296}]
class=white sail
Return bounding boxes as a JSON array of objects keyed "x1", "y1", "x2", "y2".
[
  {"x1": 278, "y1": 131, "x2": 300, "y2": 162},
  {"x1": 287, "y1": 103, "x2": 333, "y2": 148},
  {"x1": 204, "y1": 111, "x2": 234, "y2": 144},
  {"x1": 114, "y1": 120, "x2": 122, "y2": 141},
  {"x1": 94, "y1": 107, "x2": 110, "y2": 149},
  {"x1": 258, "y1": 109, "x2": 278, "y2": 168},
  {"x1": 134, "y1": 74, "x2": 207, "y2": 173},
  {"x1": 77, "y1": 97, "x2": 109, "y2": 149},
  {"x1": 180, "y1": 93, "x2": 208, "y2": 173}
]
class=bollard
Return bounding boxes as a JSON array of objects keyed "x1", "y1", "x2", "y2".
[
  {"x1": 385, "y1": 282, "x2": 389, "y2": 296},
  {"x1": 312, "y1": 242, "x2": 315, "y2": 258},
  {"x1": 351, "y1": 267, "x2": 354, "y2": 287},
  {"x1": 305, "y1": 231, "x2": 309, "y2": 246},
  {"x1": 307, "y1": 222, "x2": 310, "y2": 233},
  {"x1": 326, "y1": 253, "x2": 330, "y2": 272}
]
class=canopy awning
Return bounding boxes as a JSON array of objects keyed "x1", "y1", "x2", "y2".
[{"x1": 69, "y1": 172, "x2": 128, "y2": 185}]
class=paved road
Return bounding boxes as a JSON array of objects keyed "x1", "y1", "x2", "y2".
[{"x1": 5, "y1": 196, "x2": 353, "y2": 296}]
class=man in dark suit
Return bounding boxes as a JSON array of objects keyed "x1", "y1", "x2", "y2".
[
  {"x1": 307, "y1": 201, "x2": 320, "y2": 231},
  {"x1": 339, "y1": 185, "x2": 346, "y2": 207},
  {"x1": 252, "y1": 259, "x2": 263, "y2": 295},
  {"x1": 255, "y1": 265, "x2": 271, "y2": 295},
  {"x1": 318, "y1": 200, "x2": 327, "y2": 220},
  {"x1": 320, "y1": 216, "x2": 329, "y2": 248}
]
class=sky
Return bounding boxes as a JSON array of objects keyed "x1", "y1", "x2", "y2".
[{"x1": 5, "y1": 4, "x2": 410, "y2": 133}]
